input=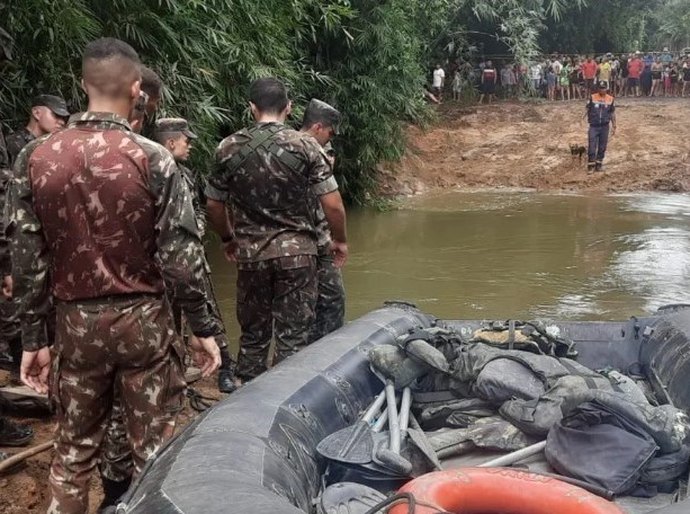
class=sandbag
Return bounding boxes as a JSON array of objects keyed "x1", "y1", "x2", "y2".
[{"x1": 403, "y1": 339, "x2": 449, "y2": 373}]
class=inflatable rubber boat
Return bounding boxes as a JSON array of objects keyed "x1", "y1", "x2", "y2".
[{"x1": 117, "y1": 302, "x2": 690, "y2": 514}]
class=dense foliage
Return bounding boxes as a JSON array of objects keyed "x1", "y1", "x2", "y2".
[{"x1": 0, "y1": 0, "x2": 688, "y2": 202}]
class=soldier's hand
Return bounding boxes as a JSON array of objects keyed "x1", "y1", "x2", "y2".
[
  {"x1": 1, "y1": 275, "x2": 12, "y2": 299},
  {"x1": 222, "y1": 241, "x2": 238, "y2": 263},
  {"x1": 20, "y1": 347, "x2": 51, "y2": 395},
  {"x1": 190, "y1": 335, "x2": 221, "y2": 378},
  {"x1": 331, "y1": 241, "x2": 349, "y2": 268}
]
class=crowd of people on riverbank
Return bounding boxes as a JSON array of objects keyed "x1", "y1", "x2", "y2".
[
  {"x1": 430, "y1": 49, "x2": 690, "y2": 103},
  {"x1": 0, "y1": 37, "x2": 347, "y2": 513}
]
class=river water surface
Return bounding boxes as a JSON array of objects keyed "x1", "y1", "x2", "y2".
[{"x1": 206, "y1": 192, "x2": 690, "y2": 341}]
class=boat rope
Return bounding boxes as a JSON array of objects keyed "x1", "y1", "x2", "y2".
[{"x1": 362, "y1": 492, "x2": 453, "y2": 514}]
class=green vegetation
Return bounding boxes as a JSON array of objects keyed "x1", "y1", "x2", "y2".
[{"x1": 0, "y1": 1, "x2": 688, "y2": 203}]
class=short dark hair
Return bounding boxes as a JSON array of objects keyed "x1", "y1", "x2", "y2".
[
  {"x1": 83, "y1": 37, "x2": 140, "y2": 67},
  {"x1": 249, "y1": 78, "x2": 289, "y2": 114},
  {"x1": 141, "y1": 66, "x2": 162, "y2": 99},
  {"x1": 82, "y1": 38, "x2": 141, "y2": 97}
]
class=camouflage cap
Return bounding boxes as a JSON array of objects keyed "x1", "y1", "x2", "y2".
[
  {"x1": 32, "y1": 94, "x2": 70, "y2": 118},
  {"x1": 304, "y1": 99, "x2": 341, "y2": 135},
  {"x1": 153, "y1": 117, "x2": 197, "y2": 139}
]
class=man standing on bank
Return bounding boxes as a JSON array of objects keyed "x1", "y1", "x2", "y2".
[
  {"x1": 6, "y1": 94, "x2": 69, "y2": 167},
  {"x1": 8, "y1": 38, "x2": 220, "y2": 513},
  {"x1": 299, "y1": 100, "x2": 347, "y2": 343},
  {"x1": 585, "y1": 80, "x2": 616, "y2": 173},
  {"x1": 154, "y1": 117, "x2": 238, "y2": 393},
  {"x1": 206, "y1": 78, "x2": 347, "y2": 382}
]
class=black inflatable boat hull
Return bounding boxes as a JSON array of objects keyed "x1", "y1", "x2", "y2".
[{"x1": 119, "y1": 304, "x2": 690, "y2": 514}]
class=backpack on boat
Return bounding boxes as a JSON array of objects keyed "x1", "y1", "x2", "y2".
[{"x1": 545, "y1": 395, "x2": 690, "y2": 497}]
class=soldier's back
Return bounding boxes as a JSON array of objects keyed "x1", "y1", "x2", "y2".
[
  {"x1": 25, "y1": 113, "x2": 172, "y2": 301},
  {"x1": 213, "y1": 121, "x2": 333, "y2": 262}
]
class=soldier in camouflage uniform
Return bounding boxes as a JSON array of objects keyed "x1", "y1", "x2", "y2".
[
  {"x1": 0, "y1": 128, "x2": 34, "y2": 459},
  {"x1": 6, "y1": 94, "x2": 69, "y2": 167},
  {"x1": 2, "y1": 95, "x2": 69, "y2": 370},
  {"x1": 95, "y1": 65, "x2": 167, "y2": 509},
  {"x1": 300, "y1": 100, "x2": 347, "y2": 343},
  {"x1": 154, "y1": 117, "x2": 238, "y2": 393},
  {"x1": 7, "y1": 38, "x2": 220, "y2": 513},
  {"x1": 206, "y1": 78, "x2": 348, "y2": 381}
]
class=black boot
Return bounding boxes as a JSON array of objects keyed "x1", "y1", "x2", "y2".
[
  {"x1": 595, "y1": 161, "x2": 603, "y2": 172},
  {"x1": 0, "y1": 417, "x2": 34, "y2": 446},
  {"x1": 217, "y1": 346, "x2": 238, "y2": 394},
  {"x1": 98, "y1": 476, "x2": 132, "y2": 512}
]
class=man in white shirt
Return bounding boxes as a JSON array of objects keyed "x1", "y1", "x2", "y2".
[
  {"x1": 432, "y1": 64, "x2": 445, "y2": 101},
  {"x1": 552, "y1": 57, "x2": 563, "y2": 76},
  {"x1": 529, "y1": 62, "x2": 543, "y2": 95}
]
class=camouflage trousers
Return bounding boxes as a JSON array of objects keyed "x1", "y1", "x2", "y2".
[
  {"x1": 99, "y1": 266, "x2": 231, "y2": 483},
  {"x1": 308, "y1": 253, "x2": 346, "y2": 343},
  {"x1": 0, "y1": 296, "x2": 21, "y2": 366},
  {"x1": 236, "y1": 255, "x2": 317, "y2": 380},
  {"x1": 48, "y1": 295, "x2": 185, "y2": 514}
]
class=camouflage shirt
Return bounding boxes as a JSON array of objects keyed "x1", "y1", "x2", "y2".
[
  {"x1": 6, "y1": 127, "x2": 35, "y2": 168},
  {"x1": 7, "y1": 111, "x2": 217, "y2": 350},
  {"x1": 179, "y1": 164, "x2": 207, "y2": 237},
  {"x1": 206, "y1": 121, "x2": 338, "y2": 263}
]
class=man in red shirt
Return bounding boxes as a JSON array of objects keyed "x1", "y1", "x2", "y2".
[
  {"x1": 627, "y1": 52, "x2": 644, "y2": 97},
  {"x1": 582, "y1": 56, "x2": 598, "y2": 94}
]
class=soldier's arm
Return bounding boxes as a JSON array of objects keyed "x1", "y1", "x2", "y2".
[
  {"x1": 7, "y1": 145, "x2": 52, "y2": 351},
  {"x1": 306, "y1": 141, "x2": 346, "y2": 240},
  {"x1": 305, "y1": 139, "x2": 348, "y2": 266},
  {"x1": 148, "y1": 150, "x2": 217, "y2": 338},
  {"x1": 320, "y1": 191, "x2": 347, "y2": 244}
]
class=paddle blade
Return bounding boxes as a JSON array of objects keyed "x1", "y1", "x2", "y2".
[{"x1": 317, "y1": 421, "x2": 375, "y2": 465}]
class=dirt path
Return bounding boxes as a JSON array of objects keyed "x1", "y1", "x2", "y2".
[
  {"x1": 0, "y1": 371, "x2": 223, "y2": 513},
  {"x1": 379, "y1": 97, "x2": 690, "y2": 196}
]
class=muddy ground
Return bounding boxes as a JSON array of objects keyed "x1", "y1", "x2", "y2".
[
  {"x1": 379, "y1": 97, "x2": 690, "y2": 196},
  {"x1": 0, "y1": 370, "x2": 223, "y2": 513}
]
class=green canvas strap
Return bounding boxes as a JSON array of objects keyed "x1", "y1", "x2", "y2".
[{"x1": 225, "y1": 124, "x2": 305, "y2": 176}]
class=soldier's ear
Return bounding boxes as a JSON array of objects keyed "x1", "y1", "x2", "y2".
[
  {"x1": 249, "y1": 102, "x2": 258, "y2": 120},
  {"x1": 80, "y1": 78, "x2": 87, "y2": 94},
  {"x1": 130, "y1": 79, "x2": 142, "y2": 101},
  {"x1": 31, "y1": 106, "x2": 42, "y2": 121},
  {"x1": 285, "y1": 100, "x2": 292, "y2": 117}
]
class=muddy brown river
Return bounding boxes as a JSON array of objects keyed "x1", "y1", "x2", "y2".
[{"x1": 206, "y1": 191, "x2": 690, "y2": 343}]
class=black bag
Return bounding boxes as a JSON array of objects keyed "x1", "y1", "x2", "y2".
[
  {"x1": 546, "y1": 400, "x2": 658, "y2": 495},
  {"x1": 546, "y1": 398, "x2": 690, "y2": 497}
]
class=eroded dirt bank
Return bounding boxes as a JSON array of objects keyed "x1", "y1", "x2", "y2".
[{"x1": 379, "y1": 98, "x2": 690, "y2": 196}]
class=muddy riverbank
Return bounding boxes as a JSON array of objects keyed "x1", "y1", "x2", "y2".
[{"x1": 379, "y1": 97, "x2": 690, "y2": 197}]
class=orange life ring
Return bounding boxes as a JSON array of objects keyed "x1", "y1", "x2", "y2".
[{"x1": 389, "y1": 468, "x2": 626, "y2": 514}]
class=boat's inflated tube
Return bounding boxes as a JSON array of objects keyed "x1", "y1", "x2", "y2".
[
  {"x1": 118, "y1": 304, "x2": 433, "y2": 514},
  {"x1": 389, "y1": 468, "x2": 626, "y2": 514}
]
